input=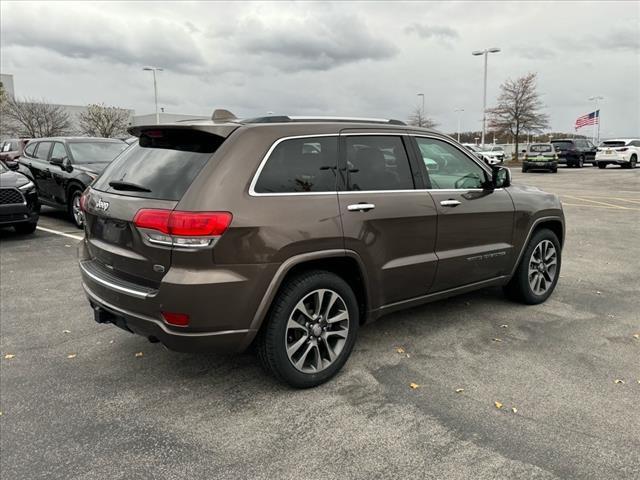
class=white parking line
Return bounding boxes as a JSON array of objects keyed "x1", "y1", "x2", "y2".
[{"x1": 36, "y1": 226, "x2": 84, "y2": 241}]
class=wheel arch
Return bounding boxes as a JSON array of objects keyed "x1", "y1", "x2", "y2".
[
  {"x1": 242, "y1": 250, "x2": 371, "y2": 350},
  {"x1": 509, "y1": 216, "x2": 565, "y2": 278}
]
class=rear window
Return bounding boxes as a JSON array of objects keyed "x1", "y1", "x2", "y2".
[
  {"x1": 551, "y1": 141, "x2": 573, "y2": 149},
  {"x1": 68, "y1": 141, "x2": 127, "y2": 164},
  {"x1": 530, "y1": 144, "x2": 553, "y2": 153},
  {"x1": 601, "y1": 141, "x2": 626, "y2": 147},
  {"x1": 93, "y1": 129, "x2": 224, "y2": 200}
]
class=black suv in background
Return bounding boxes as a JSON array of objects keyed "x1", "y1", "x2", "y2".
[
  {"x1": 550, "y1": 138, "x2": 597, "y2": 167},
  {"x1": 19, "y1": 137, "x2": 127, "y2": 228}
]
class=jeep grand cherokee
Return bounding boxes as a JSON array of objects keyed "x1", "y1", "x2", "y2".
[{"x1": 78, "y1": 111, "x2": 565, "y2": 388}]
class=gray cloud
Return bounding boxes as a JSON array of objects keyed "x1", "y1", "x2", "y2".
[
  {"x1": 232, "y1": 14, "x2": 398, "y2": 71},
  {"x1": 512, "y1": 46, "x2": 557, "y2": 60},
  {"x1": 404, "y1": 23, "x2": 459, "y2": 41}
]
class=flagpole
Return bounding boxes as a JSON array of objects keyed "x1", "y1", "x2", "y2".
[{"x1": 589, "y1": 96, "x2": 604, "y2": 144}]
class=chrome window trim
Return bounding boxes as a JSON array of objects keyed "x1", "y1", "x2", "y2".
[
  {"x1": 248, "y1": 134, "x2": 339, "y2": 197},
  {"x1": 248, "y1": 132, "x2": 502, "y2": 197}
]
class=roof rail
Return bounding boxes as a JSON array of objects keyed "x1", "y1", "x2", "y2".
[{"x1": 242, "y1": 115, "x2": 406, "y2": 126}]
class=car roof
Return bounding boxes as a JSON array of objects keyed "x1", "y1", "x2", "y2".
[{"x1": 601, "y1": 138, "x2": 638, "y2": 143}]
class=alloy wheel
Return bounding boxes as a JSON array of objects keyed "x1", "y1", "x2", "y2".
[
  {"x1": 285, "y1": 288, "x2": 349, "y2": 373},
  {"x1": 528, "y1": 240, "x2": 558, "y2": 295},
  {"x1": 72, "y1": 193, "x2": 84, "y2": 228}
]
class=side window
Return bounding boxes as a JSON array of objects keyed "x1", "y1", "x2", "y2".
[
  {"x1": 1, "y1": 142, "x2": 10, "y2": 152},
  {"x1": 631, "y1": 141, "x2": 640, "y2": 147},
  {"x1": 35, "y1": 142, "x2": 52, "y2": 160},
  {"x1": 51, "y1": 142, "x2": 68, "y2": 160},
  {"x1": 345, "y1": 136, "x2": 414, "y2": 191},
  {"x1": 24, "y1": 142, "x2": 37, "y2": 157},
  {"x1": 415, "y1": 137, "x2": 487, "y2": 190},
  {"x1": 254, "y1": 136, "x2": 338, "y2": 193}
]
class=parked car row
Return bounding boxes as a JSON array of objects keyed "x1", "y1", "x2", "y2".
[{"x1": 520, "y1": 138, "x2": 639, "y2": 174}]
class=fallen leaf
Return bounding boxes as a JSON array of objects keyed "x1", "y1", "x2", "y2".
[
  {"x1": 494, "y1": 401, "x2": 503, "y2": 409},
  {"x1": 607, "y1": 314, "x2": 615, "y2": 318},
  {"x1": 0, "y1": 411, "x2": 3, "y2": 416},
  {"x1": 134, "y1": 352, "x2": 144, "y2": 358},
  {"x1": 633, "y1": 334, "x2": 639, "y2": 339},
  {"x1": 109, "y1": 340, "x2": 114, "y2": 344},
  {"x1": 596, "y1": 290, "x2": 602, "y2": 295},
  {"x1": 62, "y1": 330, "x2": 71, "y2": 334},
  {"x1": 67, "y1": 354, "x2": 77, "y2": 359},
  {"x1": 396, "y1": 347, "x2": 405, "y2": 354},
  {"x1": 500, "y1": 324, "x2": 508, "y2": 328},
  {"x1": 511, "y1": 407, "x2": 518, "y2": 413},
  {"x1": 3, "y1": 354, "x2": 15, "y2": 359},
  {"x1": 406, "y1": 354, "x2": 411, "y2": 358},
  {"x1": 455, "y1": 388, "x2": 464, "y2": 393},
  {"x1": 409, "y1": 382, "x2": 420, "y2": 389},
  {"x1": 614, "y1": 379, "x2": 625, "y2": 384},
  {"x1": 492, "y1": 338, "x2": 503, "y2": 342},
  {"x1": 64, "y1": 244, "x2": 71, "y2": 248}
]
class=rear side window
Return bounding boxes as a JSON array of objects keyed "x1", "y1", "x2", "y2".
[
  {"x1": 93, "y1": 129, "x2": 224, "y2": 200},
  {"x1": 345, "y1": 136, "x2": 414, "y2": 191},
  {"x1": 68, "y1": 141, "x2": 127, "y2": 164},
  {"x1": 254, "y1": 137, "x2": 338, "y2": 193},
  {"x1": 24, "y1": 142, "x2": 36, "y2": 157},
  {"x1": 35, "y1": 142, "x2": 52, "y2": 160}
]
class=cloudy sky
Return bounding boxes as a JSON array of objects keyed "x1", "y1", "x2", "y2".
[{"x1": 1, "y1": 1, "x2": 638, "y2": 136}]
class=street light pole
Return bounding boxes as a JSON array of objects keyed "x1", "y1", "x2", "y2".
[
  {"x1": 143, "y1": 66, "x2": 164, "y2": 124},
  {"x1": 472, "y1": 48, "x2": 500, "y2": 148},
  {"x1": 417, "y1": 93, "x2": 425, "y2": 126},
  {"x1": 454, "y1": 108, "x2": 464, "y2": 142},
  {"x1": 588, "y1": 95, "x2": 604, "y2": 144}
]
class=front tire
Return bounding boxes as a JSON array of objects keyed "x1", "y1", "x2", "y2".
[
  {"x1": 257, "y1": 271, "x2": 359, "y2": 388},
  {"x1": 625, "y1": 155, "x2": 637, "y2": 169},
  {"x1": 504, "y1": 229, "x2": 561, "y2": 305},
  {"x1": 577, "y1": 156, "x2": 584, "y2": 168},
  {"x1": 68, "y1": 188, "x2": 84, "y2": 229},
  {"x1": 598, "y1": 162, "x2": 606, "y2": 169}
]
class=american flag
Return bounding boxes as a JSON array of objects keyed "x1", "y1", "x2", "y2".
[{"x1": 575, "y1": 110, "x2": 599, "y2": 130}]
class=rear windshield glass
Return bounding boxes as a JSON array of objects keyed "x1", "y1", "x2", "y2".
[
  {"x1": 600, "y1": 141, "x2": 626, "y2": 147},
  {"x1": 69, "y1": 141, "x2": 128, "y2": 164},
  {"x1": 530, "y1": 144, "x2": 553, "y2": 153},
  {"x1": 551, "y1": 141, "x2": 573, "y2": 149},
  {"x1": 92, "y1": 129, "x2": 223, "y2": 200}
]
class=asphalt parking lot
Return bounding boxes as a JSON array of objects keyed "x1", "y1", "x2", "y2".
[{"x1": 1, "y1": 166, "x2": 639, "y2": 480}]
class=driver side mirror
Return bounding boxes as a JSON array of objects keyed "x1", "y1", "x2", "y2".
[
  {"x1": 492, "y1": 166, "x2": 511, "y2": 188},
  {"x1": 50, "y1": 157, "x2": 72, "y2": 172}
]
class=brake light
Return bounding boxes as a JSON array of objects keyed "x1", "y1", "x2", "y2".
[
  {"x1": 617, "y1": 147, "x2": 628, "y2": 152},
  {"x1": 161, "y1": 311, "x2": 190, "y2": 327},
  {"x1": 133, "y1": 209, "x2": 233, "y2": 247}
]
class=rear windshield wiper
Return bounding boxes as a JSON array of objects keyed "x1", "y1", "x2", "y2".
[{"x1": 108, "y1": 180, "x2": 151, "y2": 192}]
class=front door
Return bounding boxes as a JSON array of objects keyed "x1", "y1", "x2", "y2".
[
  {"x1": 48, "y1": 142, "x2": 70, "y2": 204},
  {"x1": 338, "y1": 133, "x2": 438, "y2": 309},
  {"x1": 412, "y1": 136, "x2": 515, "y2": 292}
]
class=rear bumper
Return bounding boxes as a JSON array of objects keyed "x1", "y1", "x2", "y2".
[
  {"x1": 523, "y1": 160, "x2": 557, "y2": 170},
  {"x1": 83, "y1": 282, "x2": 256, "y2": 353},
  {"x1": 595, "y1": 156, "x2": 630, "y2": 164}
]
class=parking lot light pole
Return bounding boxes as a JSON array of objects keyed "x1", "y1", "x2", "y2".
[
  {"x1": 472, "y1": 48, "x2": 500, "y2": 148},
  {"x1": 143, "y1": 66, "x2": 164, "y2": 124},
  {"x1": 588, "y1": 95, "x2": 604, "y2": 144},
  {"x1": 454, "y1": 108, "x2": 464, "y2": 142}
]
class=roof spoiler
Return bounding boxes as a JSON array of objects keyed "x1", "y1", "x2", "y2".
[{"x1": 211, "y1": 109, "x2": 239, "y2": 123}]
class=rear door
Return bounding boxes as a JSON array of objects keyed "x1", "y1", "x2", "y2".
[
  {"x1": 338, "y1": 132, "x2": 438, "y2": 308},
  {"x1": 48, "y1": 142, "x2": 70, "y2": 203},
  {"x1": 412, "y1": 135, "x2": 515, "y2": 292},
  {"x1": 84, "y1": 128, "x2": 231, "y2": 287},
  {"x1": 30, "y1": 141, "x2": 55, "y2": 201}
]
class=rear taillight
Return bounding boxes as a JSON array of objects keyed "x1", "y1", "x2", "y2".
[
  {"x1": 161, "y1": 311, "x2": 190, "y2": 327},
  {"x1": 617, "y1": 147, "x2": 628, "y2": 152},
  {"x1": 133, "y1": 209, "x2": 232, "y2": 248},
  {"x1": 79, "y1": 191, "x2": 88, "y2": 212}
]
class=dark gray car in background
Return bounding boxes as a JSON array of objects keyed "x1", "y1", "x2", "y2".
[{"x1": 78, "y1": 112, "x2": 565, "y2": 388}]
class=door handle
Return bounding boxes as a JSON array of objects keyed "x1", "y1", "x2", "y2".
[
  {"x1": 347, "y1": 203, "x2": 375, "y2": 212},
  {"x1": 440, "y1": 199, "x2": 461, "y2": 207}
]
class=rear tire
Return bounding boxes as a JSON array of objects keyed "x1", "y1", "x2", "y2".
[
  {"x1": 522, "y1": 166, "x2": 528, "y2": 173},
  {"x1": 551, "y1": 167, "x2": 557, "y2": 173},
  {"x1": 14, "y1": 222, "x2": 37, "y2": 234},
  {"x1": 257, "y1": 270, "x2": 359, "y2": 388},
  {"x1": 504, "y1": 228, "x2": 561, "y2": 305},
  {"x1": 578, "y1": 156, "x2": 584, "y2": 168},
  {"x1": 631, "y1": 155, "x2": 637, "y2": 168},
  {"x1": 598, "y1": 163, "x2": 606, "y2": 169},
  {"x1": 68, "y1": 188, "x2": 84, "y2": 229}
]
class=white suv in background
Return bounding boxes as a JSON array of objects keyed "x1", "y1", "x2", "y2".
[{"x1": 596, "y1": 139, "x2": 639, "y2": 169}]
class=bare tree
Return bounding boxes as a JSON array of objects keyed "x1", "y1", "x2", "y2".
[
  {"x1": 407, "y1": 106, "x2": 438, "y2": 128},
  {"x1": 0, "y1": 97, "x2": 72, "y2": 138},
  {"x1": 78, "y1": 103, "x2": 131, "y2": 138},
  {"x1": 487, "y1": 73, "x2": 549, "y2": 160}
]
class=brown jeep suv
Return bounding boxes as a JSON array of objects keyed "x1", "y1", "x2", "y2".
[{"x1": 78, "y1": 112, "x2": 564, "y2": 388}]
